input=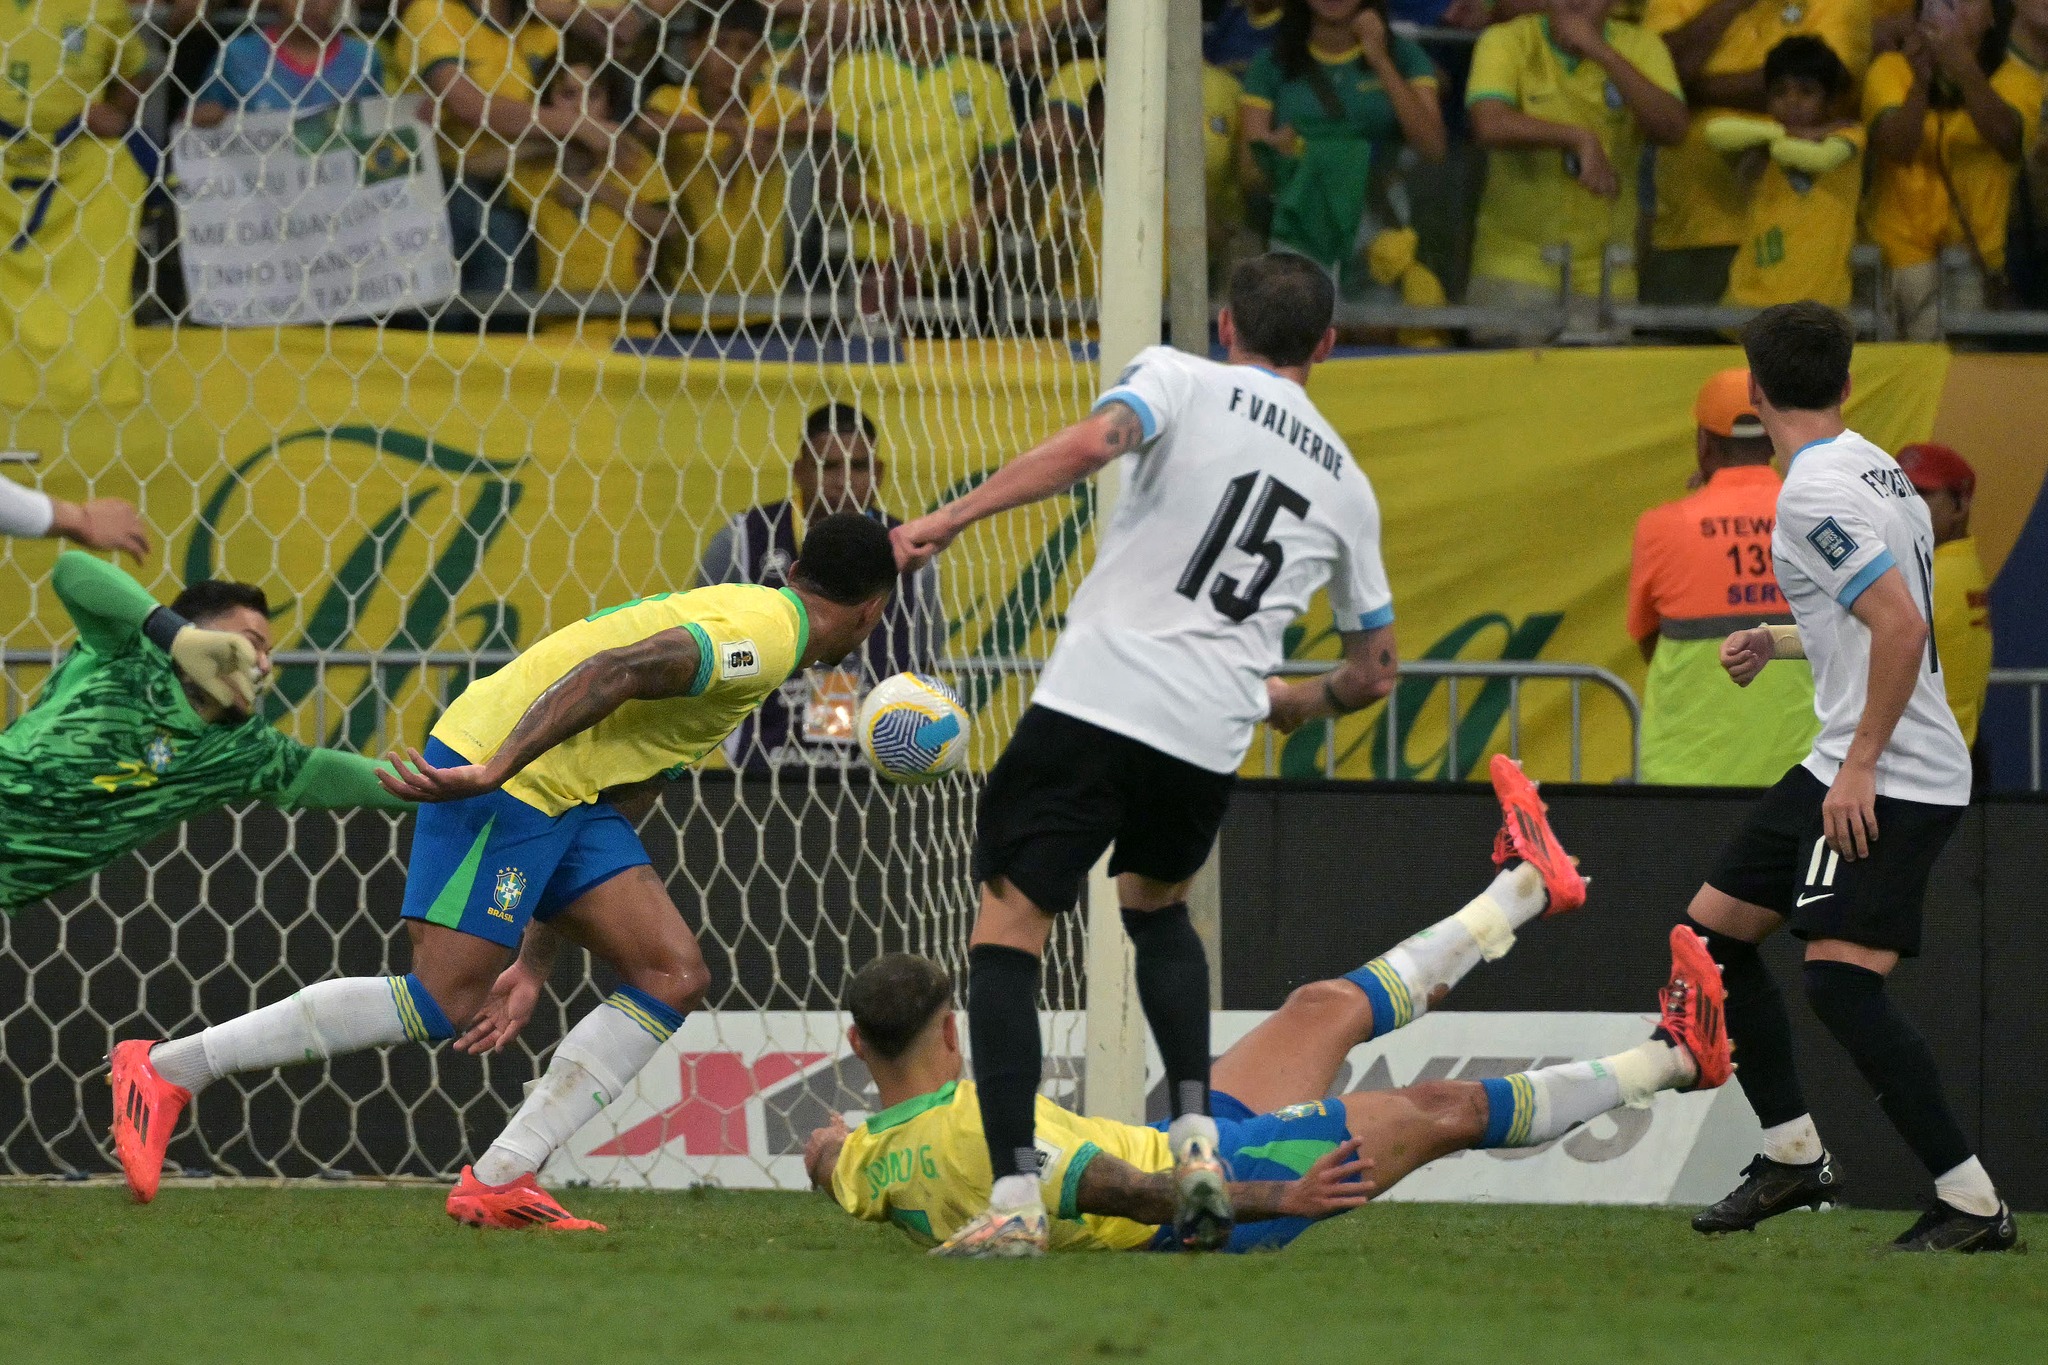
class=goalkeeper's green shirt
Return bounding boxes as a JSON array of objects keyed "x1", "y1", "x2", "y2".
[{"x1": 0, "y1": 554, "x2": 410, "y2": 913}]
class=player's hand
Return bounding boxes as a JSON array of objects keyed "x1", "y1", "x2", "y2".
[
  {"x1": 377, "y1": 746, "x2": 503, "y2": 803},
  {"x1": 891, "y1": 514, "x2": 957, "y2": 574},
  {"x1": 1275, "y1": 1137, "x2": 1376, "y2": 1220},
  {"x1": 1719, "y1": 626, "x2": 1774, "y2": 687},
  {"x1": 1264, "y1": 676, "x2": 1315, "y2": 734},
  {"x1": 50, "y1": 497, "x2": 151, "y2": 561},
  {"x1": 169, "y1": 626, "x2": 260, "y2": 710},
  {"x1": 1571, "y1": 130, "x2": 1619, "y2": 198},
  {"x1": 454, "y1": 960, "x2": 545, "y2": 1054},
  {"x1": 1823, "y1": 761, "x2": 1880, "y2": 861}
]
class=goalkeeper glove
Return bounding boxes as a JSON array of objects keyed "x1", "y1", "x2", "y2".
[{"x1": 144, "y1": 607, "x2": 260, "y2": 709}]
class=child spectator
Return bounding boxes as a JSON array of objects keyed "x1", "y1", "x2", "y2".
[
  {"x1": 1464, "y1": 0, "x2": 1688, "y2": 342},
  {"x1": 1709, "y1": 36, "x2": 1864, "y2": 309},
  {"x1": 1865, "y1": 0, "x2": 2039, "y2": 337},
  {"x1": 638, "y1": 1, "x2": 823, "y2": 326},
  {"x1": 1237, "y1": 0, "x2": 1447, "y2": 286},
  {"x1": 1641, "y1": 0, "x2": 1870, "y2": 307},
  {"x1": 190, "y1": 0, "x2": 384, "y2": 126}
]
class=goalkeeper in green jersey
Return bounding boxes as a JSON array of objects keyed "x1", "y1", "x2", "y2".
[{"x1": 0, "y1": 553, "x2": 413, "y2": 914}]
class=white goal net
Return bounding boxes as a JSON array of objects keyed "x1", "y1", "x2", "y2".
[{"x1": 0, "y1": 0, "x2": 1133, "y2": 1186}]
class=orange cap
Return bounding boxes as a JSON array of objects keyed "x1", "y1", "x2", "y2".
[
  {"x1": 1896, "y1": 442, "x2": 1976, "y2": 496},
  {"x1": 1695, "y1": 368, "x2": 1765, "y2": 439}
]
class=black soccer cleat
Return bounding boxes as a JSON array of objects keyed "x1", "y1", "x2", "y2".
[
  {"x1": 1890, "y1": 1201, "x2": 2021, "y2": 1253},
  {"x1": 1692, "y1": 1152, "x2": 1841, "y2": 1233}
]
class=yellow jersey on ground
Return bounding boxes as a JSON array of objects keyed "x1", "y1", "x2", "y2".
[
  {"x1": 1933, "y1": 536, "x2": 1992, "y2": 748},
  {"x1": 1467, "y1": 16, "x2": 1683, "y2": 297},
  {"x1": 826, "y1": 48, "x2": 1017, "y2": 262},
  {"x1": 832, "y1": 1080, "x2": 1169, "y2": 1251},
  {"x1": 1862, "y1": 49, "x2": 2043, "y2": 271},
  {"x1": 1724, "y1": 128, "x2": 1865, "y2": 309},
  {"x1": 1643, "y1": 0, "x2": 1871, "y2": 252},
  {"x1": 432, "y1": 584, "x2": 809, "y2": 815},
  {"x1": 647, "y1": 78, "x2": 809, "y2": 315},
  {"x1": 394, "y1": 0, "x2": 560, "y2": 178}
]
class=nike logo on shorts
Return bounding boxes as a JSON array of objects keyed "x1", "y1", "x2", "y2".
[{"x1": 1795, "y1": 892, "x2": 1834, "y2": 907}]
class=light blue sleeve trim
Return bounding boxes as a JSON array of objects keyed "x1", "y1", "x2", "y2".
[
  {"x1": 1835, "y1": 548, "x2": 1897, "y2": 609},
  {"x1": 1092, "y1": 389, "x2": 1157, "y2": 442},
  {"x1": 1350, "y1": 603, "x2": 1396, "y2": 632}
]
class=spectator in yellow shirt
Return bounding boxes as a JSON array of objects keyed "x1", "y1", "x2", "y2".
[
  {"x1": 1464, "y1": 0, "x2": 1688, "y2": 344},
  {"x1": 823, "y1": 0, "x2": 1019, "y2": 323},
  {"x1": 1710, "y1": 36, "x2": 1865, "y2": 309},
  {"x1": 1641, "y1": 0, "x2": 1870, "y2": 306},
  {"x1": 1898, "y1": 442, "x2": 1994, "y2": 752},
  {"x1": 1866, "y1": 0, "x2": 2038, "y2": 338}
]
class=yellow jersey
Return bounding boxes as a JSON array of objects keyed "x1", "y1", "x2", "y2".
[
  {"x1": 1933, "y1": 536, "x2": 1992, "y2": 748},
  {"x1": 1862, "y1": 50, "x2": 2043, "y2": 271},
  {"x1": 1467, "y1": 16, "x2": 1683, "y2": 297},
  {"x1": 826, "y1": 49, "x2": 1017, "y2": 261},
  {"x1": 647, "y1": 78, "x2": 809, "y2": 313},
  {"x1": 432, "y1": 584, "x2": 810, "y2": 815},
  {"x1": 1724, "y1": 128, "x2": 1865, "y2": 309},
  {"x1": 831, "y1": 1080, "x2": 1169, "y2": 1252},
  {"x1": 0, "y1": 0, "x2": 146, "y2": 171},
  {"x1": 1643, "y1": 0, "x2": 1871, "y2": 251},
  {"x1": 1044, "y1": 58, "x2": 1242, "y2": 232},
  {"x1": 394, "y1": 0, "x2": 560, "y2": 178}
]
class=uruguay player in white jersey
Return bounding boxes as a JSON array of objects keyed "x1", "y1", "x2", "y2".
[
  {"x1": 892, "y1": 254, "x2": 1401, "y2": 1257},
  {"x1": 1679, "y1": 302, "x2": 2014, "y2": 1252}
]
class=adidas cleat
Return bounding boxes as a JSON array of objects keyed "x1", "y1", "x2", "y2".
[
  {"x1": 1891, "y1": 1201, "x2": 2020, "y2": 1253},
  {"x1": 1488, "y1": 755, "x2": 1587, "y2": 915},
  {"x1": 109, "y1": 1039, "x2": 189, "y2": 1204},
  {"x1": 1693, "y1": 1153, "x2": 1842, "y2": 1233},
  {"x1": 446, "y1": 1166, "x2": 606, "y2": 1231},
  {"x1": 1172, "y1": 1133, "x2": 1234, "y2": 1252},
  {"x1": 1659, "y1": 927, "x2": 1732, "y2": 1090},
  {"x1": 929, "y1": 1204, "x2": 1049, "y2": 1259}
]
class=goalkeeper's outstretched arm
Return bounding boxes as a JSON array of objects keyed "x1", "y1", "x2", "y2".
[
  {"x1": 889, "y1": 402, "x2": 1147, "y2": 573},
  {"x1": 1074, "y1": 1140, "x2": 1375, "y2": 1227},
  {"x1": 1, "y1": 478, "x2": 149, "y2": 560},
  {"x1": 51, "y1": 552, "x2": 257, "y2": 708}
]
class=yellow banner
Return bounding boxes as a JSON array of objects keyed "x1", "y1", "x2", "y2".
[{"x1": 0, "y1": 332, "x2": 1952, "y2": 781}]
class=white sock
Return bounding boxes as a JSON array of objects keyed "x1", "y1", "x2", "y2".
[
  {"x1": 989, "y1": 1173, "x2": 1040, "y2": 1214},
  {"x1": 148, "y1": 977, "x2": 418, "y2": 1096},
  {"x1": 472, "y1": 991, "x2": 675, "y2": 1187},
  {"x1": 1606, "y1": 1040, "x2": 1697, "y2": 1109},
  {"x1": 1490, "y1": 1041, "x2": 1695, "y2": 1148},
  {"x1": 1935, "y1": 1156, "x2": 2000, "y2": 1217},
  {"x1": 1361, "y1": 866, "x2": 1548, "y2": 1031},
  {"x1": 1166, "y1": 1112, "x2": 1220, "y2": 1161},
  {"x1": 1760, "y1": 1114, "x2": 1826, "y2": 1166}
]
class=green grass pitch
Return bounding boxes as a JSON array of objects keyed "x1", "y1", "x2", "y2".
[{"x1": 3, "y1": 1188, "x2": 2041, "y2": 1363}]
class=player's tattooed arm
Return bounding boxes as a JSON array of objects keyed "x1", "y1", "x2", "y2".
[
  {"x1": 1074, "y1": 1140, "x2": 1375, "y2": 1227},
  {"x1": 1098, "y1": 400, "x2": 1146, "y2": 458}
]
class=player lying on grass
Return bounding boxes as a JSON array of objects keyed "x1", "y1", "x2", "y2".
[
  {"x1": 109, "y1": 514, "x2": 900, "y2": 1231},
  {"x1": 803, "y1": 758, "x2": 1734, "y2": 1253},
  {"x1": 1, "y1": 553, "x2": 412, "y2": 917}
]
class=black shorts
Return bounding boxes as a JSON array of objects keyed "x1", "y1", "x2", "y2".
[
  {"x1": 972, "y1": 706, "x2": 1235, "y2": 915},
  {"x1": 1705, "y1": 765, "x2": 1964, "y2": 957}
]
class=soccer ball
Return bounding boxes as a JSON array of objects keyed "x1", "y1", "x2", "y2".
[{"x1": 857, "y1": 673, "x2": 970, "y2": 784}]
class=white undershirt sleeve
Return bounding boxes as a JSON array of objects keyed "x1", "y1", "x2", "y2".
[{"x1": 0, "y1": 475, "x2": 55, "y2": 537}]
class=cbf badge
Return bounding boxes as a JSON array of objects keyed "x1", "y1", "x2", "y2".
[
  {"x1": 1605, "y1": 80, "x2": 1623, "y2": 109},
  {"x1": 144, "y1": 732, "x2": 175, "y2": 775},
  {"x1": 490, "y1": 867, "x2": 528, "y2": 923},
  {"x1": 953, "y1": 90, "x2": 974, "y2": 118},
  {"x1": 1782, "y1": 3, "x2": 1805, "y2": 23}
]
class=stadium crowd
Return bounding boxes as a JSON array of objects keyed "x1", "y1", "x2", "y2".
[{"x1": 7, "y1": 0, "x2": 2048, "y2": 346}]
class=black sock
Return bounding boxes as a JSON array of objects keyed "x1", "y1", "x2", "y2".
[
  {"x1": 1682, "y1": 916, "x2": 1810, "y2": 1128},
  {"x1": 1803, "y1": 960, "x2": 1973, "y2": 1177},
  {"x1": 967, "y1": 943, "x2": 1044, "y2": 1182},
  {"x1": 1122, "y1": 904, "x2": 1211, "y2": 1120}
]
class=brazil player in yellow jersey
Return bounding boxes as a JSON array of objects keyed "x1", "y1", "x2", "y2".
[
  {"x1": 807, "y1": 759, "x2": 1735, "y2": 1253},
  {"x1": 109, "y1": 514, "x2": 900, "y2": 1228}
]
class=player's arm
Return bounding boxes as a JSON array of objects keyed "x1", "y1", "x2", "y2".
[
  {"x1": 1074, "y1": 1139, "x2": 1374, "y2": 1225},
  {"x1": 2, "y1": 477, "x2": 149, "y2": 559},
  {"x1": 891, "y1": 402, "x2": 1147, "y2": 573},
  {"x1": 1826, "y1": 568, "x2": 1931, "y2": 861},
  {"x1": 1266, "y1": 624, "x2": 1399, "y2": 734},
  {"x1": 274, "y1": 749, "x2": 416, "y2": 812},
  {"x1": 50, "y1": 552, "x2": 257, "y2": 705},
  {"x1": 378, "y1": 627, "x2": 704, "y2": 802},
  {"x1": 454, "y1": 920, "x2": 563, "y2": 1054}
]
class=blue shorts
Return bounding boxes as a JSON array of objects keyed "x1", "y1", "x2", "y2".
[
  {"x1": 1146, "y1": 1090, "x2": 1357, "y2": 1253},
  {"x1": 397, "y1": 739, "x2": 652, "y2": 948}
]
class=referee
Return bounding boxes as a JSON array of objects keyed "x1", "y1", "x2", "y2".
[{"x1": 1678, "y1": 303, "x2": 2014, "y2": 1252}]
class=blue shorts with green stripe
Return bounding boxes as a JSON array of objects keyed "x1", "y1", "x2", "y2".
[
  {"x1": 398, "y1": 738, "x2": 652, "y2": 948},
  {"x1": 1145, "y1": 1091, "x2": 1357, "y2": 1253}
]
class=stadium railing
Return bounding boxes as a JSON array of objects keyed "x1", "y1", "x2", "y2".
[{"x1": 1988, "y1": 668, "x2": 2048, "y2": 792}]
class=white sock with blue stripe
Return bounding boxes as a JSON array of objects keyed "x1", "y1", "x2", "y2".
[
  {"x1": 472, "y1": 985, "x2": 685, "y2": 1187},
  {"x1": 148, "y1": 975, "x2": 452, "y2": 1096},
  {"x1": 1476, "y1": 1043, "x2": 1694, "y2": 1148},
  {"x1": 1343, "y1": 865, "x2": 1549, "y2": 1038}
]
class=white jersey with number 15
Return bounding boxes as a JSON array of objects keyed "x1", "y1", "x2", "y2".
[{"x1": 1033, "y1": 346, "x2": 1394, "y2": 774}]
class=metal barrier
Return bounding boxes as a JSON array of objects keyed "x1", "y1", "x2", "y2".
[{"x1": 1989, "y1": 668, "x2": 2048, "y2": 792}]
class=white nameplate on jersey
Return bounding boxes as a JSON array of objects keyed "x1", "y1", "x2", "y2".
[
  {"x1": 803, "y1": 669, "x2": 860, "y2": 744},
  {"x1": 721, "y1": 639, "x2": 761, "y2": 679}
]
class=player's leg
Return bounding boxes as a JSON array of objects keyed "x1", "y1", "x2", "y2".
[
  {"x1": 1790, "y1": 796, "x2": 2015, "y2": 1251},
  {"x1": 1210, "y1": 756, "x2": 1583, "y2": 1114},
  {"x1": 450, "y1": 862, "x2": 708, "y2": 1231},
  {"x1": 1684, "y1": 768, "x2": 1840, "y2": 1233}
]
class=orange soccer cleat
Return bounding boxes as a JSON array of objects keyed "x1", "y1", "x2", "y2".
[
  {"x1": 1660, "y1": 927, "x2": 1733, "y2": 1090},
  {"x1": 446, "y1": 1167, "x2": 607, "y2": 1232},
  {"x1": 108, "y1": 1039, "x2": 190, "y2": 1204},
  {"x1": 1488, "y1": 754, "x2": 1587, "y2": 916}
]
